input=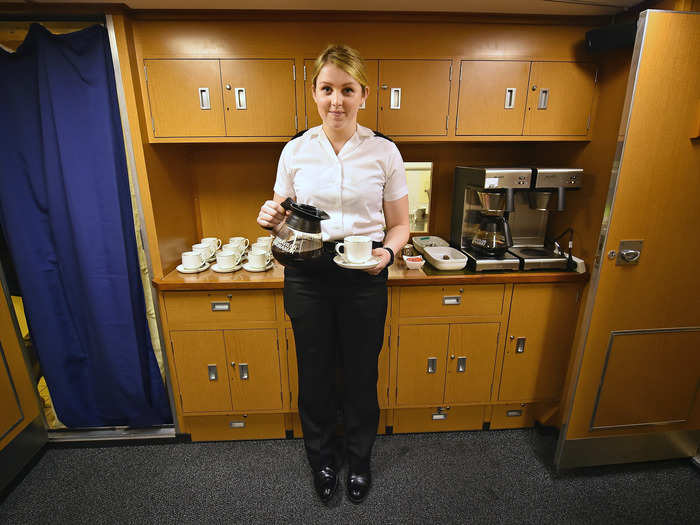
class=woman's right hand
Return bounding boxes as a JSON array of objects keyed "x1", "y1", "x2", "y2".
[{"x1": 257, "y1": 200, "x2": 288, "y2": 231}]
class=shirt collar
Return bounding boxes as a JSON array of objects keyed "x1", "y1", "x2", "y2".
[{"x1": 309, "y1": 124, "x2": 374, "y2": 140}]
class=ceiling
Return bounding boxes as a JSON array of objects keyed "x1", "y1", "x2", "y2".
[{"x1": 7, "y1": 0, "x2": 645, "y2": 16}]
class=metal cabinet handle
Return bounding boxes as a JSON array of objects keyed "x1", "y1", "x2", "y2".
[
  {"x1": 443, "y1": 296, "x2": 461, "y2": 305},
  {"x1": 515, "y1": 337, "x2": 526, "y2": 354},
  {"x1": 457, "y1": 357, "x2": 467, "y2": 373},
  {"x1": 211, "y1": 301, "x2": 230, "y2": 312},
  {"x1": 537, "y1": 88, "x2": 549, "y2": 110},
  {"x1": 390, "y1": 88, "x2": 401, "y2": 109},
  {"x1": 235, "y1": 87, "x2": 247, "y2": 110},
  {"x1": 239, "y1": 363, "x2": 249, "y2": 380},
  {"x1": 620, "y1": 249, "x2": 640, "y2": 263},
  {"x1": 427, "y1": 357, "x2": 437, "y2": 374},
  {"x1": 199, "y1": 87, "x2": 211, "y2": 110},
  {"x1": 208, "y1": 364, "x2": 218, "y2": 381},
  {"x1": 504, "y1": 88, "x2": 516, "y2": 109}
]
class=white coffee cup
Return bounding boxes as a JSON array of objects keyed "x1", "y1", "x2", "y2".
[
  {"x1": 228, "y1": 237, "x2": 249, "y2": 251},
  {"x1": 216, "y1": 249, "x2": 241, "y2": 269},
  {"x1": 202, "y1": 237, "x2": 222, "y2": 251},
  {"x1": 221, "y1": 243, "x2": 246, "y2": 257},
  {"x1": 335, "y1": 235, "x2": 372, "y2": 264},
  {"x1": 256, "y1": 236, "x2": 273, "y2": 250},
  {"x1": 192, "y1": 242, "x2": 215, "y2": 260},
  {"x1": 251, "y1": 241, "x2": 271, "y2": 255},
  {"x1": 181, "y1": 251, "x2": 205, "y2": 270},
  {"x1": 248, "y1": 248, "x2": 272, "y2": 269}
]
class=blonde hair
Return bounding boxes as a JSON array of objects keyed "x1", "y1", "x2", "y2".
[{"x1": 311, "y1": 44, "x2": 369, "y2": 94}]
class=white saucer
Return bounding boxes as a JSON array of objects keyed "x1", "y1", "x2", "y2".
[
  {"x1": 333, "y1": 255, "x2": 380, "y2": 270},
  {"x1": 211, "y1": 263, "x2": 242, "y2": 273},
  {"x1": 242, "y1": 261, "x2": 273, "y2": 272},
  {"x1": 176, "y1": 262, "x2": 210, "y2": 274}
]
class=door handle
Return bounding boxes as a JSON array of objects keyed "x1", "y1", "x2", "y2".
[
  {"x1": 239, "y1": 363, "x2": 249, "y2": 380},
  {"x1": 390, "y1": 88, "x2": 401, "y2": 109},
  {"x1": 620, "y1": 249, "x2": 640, "y2": 263},
  {"x1": 427, "y1": 357, "x2": 437, "y2": 374},
  {"x1": 198, "y1": 87, "x2": 211, "y2": 110},
  {"x1": 504, "y1": 88, "x2": 516, "y2": 109},
  {"x1": 208, "y1": 364, "x2": 218, "y2": 381},
  {"x1": 456, "y1": 357, "x2": 467, "y2": 373},
  {"x1": 235, "y1": 87, "x2": 247, "y2": 110},
  {"x1": 515, "y1": 337, "x2": 526, "y2": 354},
  {"x1": 537, "y1": 88, "x2": 549, "y2": 110}
]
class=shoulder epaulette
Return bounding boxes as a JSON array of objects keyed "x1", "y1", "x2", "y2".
[
  {"x1": 373, "y1": 130, "x2": 394, "y2": 143},
  {"x1": 288, "y1": 129, "x2": 308, "y2": 142}
]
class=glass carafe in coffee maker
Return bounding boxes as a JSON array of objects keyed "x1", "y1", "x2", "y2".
[{"x1": 470, "y1": 191, "x2": 514, "y2": 257}]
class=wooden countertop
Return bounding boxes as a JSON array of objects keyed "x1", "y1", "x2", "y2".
[{"x1": 154, "y1": 261, "x2": 588, "y2": 290}]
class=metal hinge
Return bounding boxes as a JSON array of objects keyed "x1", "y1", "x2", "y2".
[
  {"x1": 449, "y1": 63, "x2": 452, "y2": 81},
  {"x1": 303, "y1": 65, "x2": 306, "y2": 81},
  {"x1": 144, "y1": 65, "x2": 148, "y2": 82},
  {"x1": 292, "y1": 64, "x2": 296, "y2": 81}
]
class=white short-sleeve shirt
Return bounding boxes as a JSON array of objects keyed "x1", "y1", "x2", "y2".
[{"x1": 273, "y1": 124, "x2": 408, "y2": 242}]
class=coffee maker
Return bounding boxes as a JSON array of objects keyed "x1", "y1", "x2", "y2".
[
  {"x1": 451, "y1": 166, "x2": 583, "y2": 271},
  {"x1": 450, "y1": 167, "x2": 530, "y2": 271}
]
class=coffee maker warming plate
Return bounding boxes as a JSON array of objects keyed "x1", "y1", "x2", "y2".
[{"x1": 463, "y1": 248, "x2": 520, "y2": 272}]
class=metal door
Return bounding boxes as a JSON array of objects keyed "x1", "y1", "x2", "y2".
[{"x1": 556, "y1": 10, "x2": 700, "y2": 469}]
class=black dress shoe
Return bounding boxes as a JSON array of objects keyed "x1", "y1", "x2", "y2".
[
  {"x1": 313, "y1": 466, "x2": 338, "y2": 503},
  {"x1": 346, "y1": 471, "x2": 371, "y2": 504}
]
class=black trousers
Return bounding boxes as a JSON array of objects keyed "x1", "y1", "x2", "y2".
[{"x1": 283, "y1": 244, "x2": 388, "y2": 473}]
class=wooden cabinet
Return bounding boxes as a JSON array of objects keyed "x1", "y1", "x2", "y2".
[
  {"x1": 456, "y1": 60, "x2": 596, "y2": 137},
  {"x1": 171, "y1": 328, "x2": 283, "y2": 414},
  {"x1": 456, "y1": 61, "x2": 531, "y2": 135},
  {"x1": 396, "y1": 323, "x2": 500, "y2": 407},
  {"x1": 303, "y1": 59, "x2": 379, "y2": 131},
  {"x1": 498, "y1": 283, "x2": 581, "y2": 402},
  {"x1": 286, "y1": 327, "x2": 390, "y2": 410},
  {"x1": 378, "y1": 60, "x2": 452, "y2": 136},
  {"x1": 523, "y1": 62, "x2": 597, "y2": 136},
  {"x1": 221, "y1": 59, "x2": 297, "y2": 137},
  {"x1": 144, "y1": 59, "x2": 226, "y2": 138},
  {"x1": 145, "y1": 58, "x2": 297, "y2": 139}
]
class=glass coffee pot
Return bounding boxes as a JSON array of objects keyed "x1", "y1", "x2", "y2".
[
  {"x1": 270, "y1": 198, "x2": 330, "y2": 268},
  {"x1": 470, "y1": 213, "x2": 513, "y2": 257}
]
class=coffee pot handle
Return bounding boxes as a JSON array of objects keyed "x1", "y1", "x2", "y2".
[
  {"x1": 501, "y1": 217, "x2": 514, "y2": 247},
  {"x1": 281, "y1": 197, "x2": 295, "y2": 211}
]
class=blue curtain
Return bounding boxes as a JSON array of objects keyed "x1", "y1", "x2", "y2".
[{"x1": 0, "y1": 24, "x2": 171, "y2": 427}]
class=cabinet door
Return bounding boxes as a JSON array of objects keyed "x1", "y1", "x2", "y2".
[
  {"x1": 224, "y1": 329, "x2": 283, "y2": 411},
  {"x1": 144, "y1": 59, "x2": 225, "y2": 138},
  {"x1": 171, "y1": 331, "x2": 232, "y2": 413},
  {"x1": 523, "y1": 62, "x2": 597, "y2": 136},
  {"x1": 378, "y1": 60, "x2": 452, "y2": 136},
  {"x1": 396, "y1": 324, "x2": 448, "y2": 406},
  {"x1": 444, "y1": 323, "x2": 500, "y2": 404},
  {"x1": 221, "y1": 59, "x2": 297, "y2": 137},
  {"x1": 304, "y1": 59, "x2": 379, "y2": 131},
  {"x1": 499, "y1": 284, "x2": 581, "y2": 402},
  {"x1": 286, "y1": 327, "x2": 390, "y2": 410},
  {"x1": 456, "y1": 61, "x2": 530, "y2": 135}
]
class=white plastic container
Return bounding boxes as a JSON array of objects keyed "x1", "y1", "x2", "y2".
[
  {"x1": 402, "y1": 254, "x2": 425, "y2": 270},
  {"x1": 412, "y1": 236, "x2": 449, "y2": 256},
  {"x1": 423, "y1": 247, "x2": 468, "y2": 271}
]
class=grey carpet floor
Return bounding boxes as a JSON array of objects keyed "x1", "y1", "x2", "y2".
[{"x1": 1, "y1": 429, "x2": 698, "y2": 524}]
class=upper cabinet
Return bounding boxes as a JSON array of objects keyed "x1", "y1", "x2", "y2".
[
  {"x1": 221, "y1": 59, "x2": 297, "y2": 137},
  {"x1": 523, "y1": 62, "x2": 597, "y2": 136},
  {"x1": 456, "y1": 60, "x2": 597, "y2": 137},
  {"x1": 145, "y1": 59, "x2": 226, "y2": 138},
  {"x1": 377, "y1": 60, "x2": 452, "y2": 136},
  {"x1": 144, "y1": 58, "x2": 298, "y2": 140},
  {"x1": 303, "y1": 59, "x2": 379, "y2": 131}
]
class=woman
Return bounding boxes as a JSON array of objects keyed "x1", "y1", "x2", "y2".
[{"x1": 257, "y1": 44, "x2": 409, "y2": 504}]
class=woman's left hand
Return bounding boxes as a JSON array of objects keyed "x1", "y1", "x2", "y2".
[{"x1": 364, "y1": 248, "x2": 391, "y2": 276}]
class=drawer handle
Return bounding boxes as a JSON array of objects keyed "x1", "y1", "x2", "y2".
[
  {"x1": 507, "y1": 409, "x2": 523, "y2": 417},
  {"x1": 208, "y1": 364, "x2": 218, "y2": 381},
  {"x1": 211, "y1": 301, "x2": 230, "y2": 312},
  {"x1": 443, "y1": 295, "x2": 461, "y2": 305},
  {"x1": 230, "y1": 421, "x2": 246, "y2": 428},
  {"x1": 239, "y1": 363, "x2": 249, "y2": 380},
  {"x1": 457, "y1": 357, "x2": 467, "y2": 373},
  {"x1": 427, "y1": 357, "x2": 437, "y2": 374},
  {"x1": 432, "y1": 413, "x2": 447, "y2": 420}
]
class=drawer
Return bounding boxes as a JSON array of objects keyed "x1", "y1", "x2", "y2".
[
  {"x1": 185, "y1": 413, "x2": 286, "y2": 441},
  {"x1": 393, "y1": 406, "x2": 485, "y2": 433},
  {"x1": 290, "y1": 410, "x2": 389, "y2": 437},
  {"x1": 164, "y1": 290, "x2": 277, "y2": 329},
  {"x1": 399, "y1": 285, "x2": 504, "y2": 318},
  {"x1": 489, "y1": 403, "x2": 536, "y2": 429}
]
